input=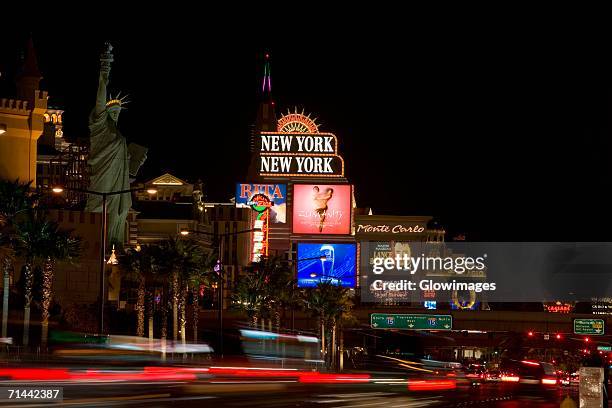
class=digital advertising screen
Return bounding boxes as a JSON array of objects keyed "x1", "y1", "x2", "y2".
[
  {"x1": 296, "y1": 243, "x2": 357, "y2": 288},
  {"x1": 292, "y1": 184, "x2": 351, "y2": 234},
  {"x1": 235, "y1": 183, "x2": 287, "y2": 224}
]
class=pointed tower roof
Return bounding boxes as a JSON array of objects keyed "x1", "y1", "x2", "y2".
[
  {"x1": 262, "y1": 53, "x2": 272, "y2": 100},
  {"x1": 17, "y1": 36, "x2": 42, "y2": 81},
  {"x1": 255, "y1": 52, "x2": 276, "y2": 131},
  {"x1": 15, "y1": 36, "x2": 43, "y2": 105},
  {"x1": 248, "y1": 53, "x2": 278, "y2": 178}
]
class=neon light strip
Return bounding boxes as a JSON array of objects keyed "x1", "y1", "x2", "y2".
[
  {"x1": 260, "y1": 156, "x2": 345, "y2": 177},
  {"x1": 260, "y1": 173, "x2": 344, "y2": 178},
  {"x1": 260, "y1": 132, "x2": 339, "y2": 155},
  {"x1": 260, "y1": 153, "x2": 339, "y2": 157}
]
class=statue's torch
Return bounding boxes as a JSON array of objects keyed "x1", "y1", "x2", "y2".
[{"x1": 100, "y1": 42, "x2": 114, "y2": 72}]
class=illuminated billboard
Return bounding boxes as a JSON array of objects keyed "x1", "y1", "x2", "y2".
[
  {"x1": 292, "y1": 184, "x2": 351, "y2": 235},
  {"x1": 250, "y1": 194, "x2": 271, "y2": 263},
  {"x1": 258, "y1": 132, "x2": 344, "y2": 177},
  {"x1": 235, "y1": 183, "x2": 286, "y2": 224},
  {"x1": 296, "y1": 243, "x2": 357, "y2": 288}
]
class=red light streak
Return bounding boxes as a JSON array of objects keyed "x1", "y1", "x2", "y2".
[
  {"x1": 298, "y1": 373, "x2": 370, "y2": 384},
  {"x1": 407, "y1": 379, "x2": 456, "y2": 391}
]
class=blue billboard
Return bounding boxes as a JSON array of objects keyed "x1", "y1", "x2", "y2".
[{"x1": 297, "y1": 243, "x2": 357, "y2": 288}]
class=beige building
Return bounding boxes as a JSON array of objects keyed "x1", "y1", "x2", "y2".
[{"x1": 0, "y1": 38, "x2": 48, "y2": 185}]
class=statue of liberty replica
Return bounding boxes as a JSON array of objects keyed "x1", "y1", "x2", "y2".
[{"x1": 86, "y1": 42, "x2": 147, "y2": 246}]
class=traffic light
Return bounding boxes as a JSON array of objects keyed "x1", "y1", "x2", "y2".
[
  {"x1": 556, "y1": 333, "x2": 562, "y2": 340},
  {"x1": 528, "y1": 331, "x2": 534, "y2": 337}
]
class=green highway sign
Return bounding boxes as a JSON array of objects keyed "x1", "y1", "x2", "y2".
[
  {"x1": 597, "y1": 346, "x2": 611, "y2": 352},
  {"x1": 370, "y1": 313, "x2": 452, "y2": 330},
  {"x1": 574, "y1": 319, "x2": 605, "y2": 335}
]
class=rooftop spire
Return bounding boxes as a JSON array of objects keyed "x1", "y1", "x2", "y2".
[{"x1": 262, "y1": 53, "x2": 272, "y2": 99}]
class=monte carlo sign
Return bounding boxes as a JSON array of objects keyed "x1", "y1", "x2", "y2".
[
  {"x1": 354, "y1": 215, "x2": 431, "y2": 240},
  {"x1": 258, "y1": 132, "x2": 344, "y2": 177}
]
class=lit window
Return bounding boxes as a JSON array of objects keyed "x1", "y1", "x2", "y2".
[{"x1": 43, "y1": 114, "x2": 50, "y2": 123}]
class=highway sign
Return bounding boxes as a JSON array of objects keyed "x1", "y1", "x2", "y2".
[
  {"x1": 574, "y1": 319, "x2": 605, "y2": 335},
  {"x1": 370, "y1": 313, "x2": 452, "y2": 330}
]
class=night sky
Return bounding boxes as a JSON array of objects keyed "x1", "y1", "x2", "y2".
[{"x1": 1, "y1": 23, "x2": 611, "y2": 241}]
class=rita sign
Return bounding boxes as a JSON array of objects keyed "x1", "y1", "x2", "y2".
[
  {"x1": 236, "y1": 183, "x2": 286, "y2": 262},
  {"x1": 235, "y1": 183, "x2": 287, "y2": 224}
]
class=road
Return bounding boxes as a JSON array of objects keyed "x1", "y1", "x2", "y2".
[{"x1": 0, "y1": 380, "x2": 601, "y2": 407}]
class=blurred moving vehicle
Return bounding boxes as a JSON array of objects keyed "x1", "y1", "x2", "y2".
[
  {"x1": 347, "y1": 349, "x2": 457, "y2": 391},
  {"x1": 484, "y1": 369, "x2": 501, "y2": 382},
  {"x1": 464, "y1": 363, "x2": 486, "y2": 385},
  {"x1": 499, "y1": 359, "x2": 559, "y2": 399},
  {"x1": 570, "y1": 372, "x2": 580, "y2": 384},
  {"x1": 50, "y1": 331, "x2": 213, "y2": 363},
  {"x1": 559, "y1": 374, "x2": 571, "y2": 386}
]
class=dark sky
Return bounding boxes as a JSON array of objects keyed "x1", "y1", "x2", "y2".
[{"x1": 2, "y1": 22, "x2": 611, "y2": 241}]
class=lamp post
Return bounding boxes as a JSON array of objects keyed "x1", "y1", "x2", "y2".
[
  {"x1": 52, "y1": 185, "x2": 156, "y2": 335},
  {"x1": 179, "y1": 227, "x2": 260, "y2": 356}
]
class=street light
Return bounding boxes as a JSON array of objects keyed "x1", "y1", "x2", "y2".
[
  {"x1": 52, "y1": 185, "x2": 156, "y2": 334},
  {"x1": 180, "y1": 227, "x2": 260, "y2": 356}
]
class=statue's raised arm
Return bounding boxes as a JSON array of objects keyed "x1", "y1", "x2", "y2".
[{"x1": 95, "y1": 42, "x2": 113, "y2": 116}]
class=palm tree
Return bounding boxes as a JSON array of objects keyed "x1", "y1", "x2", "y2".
[
  {"x1": 232, "y1": 271, "x2": 268, "y2": 327},
  {"x1": 40, "y1": 228, "x2": 80, "y2": 348},
  {"x1": 120, "y1": 246, "x2": 154, "y2": 337},
  {"x1": 232, "y1": 258, "x2": 294, "y2": 330},
  {"x1": 260, "y1": 258, "x2": 294, "y2": 330},
  {"x1": 15, "y1": 211, "x2": 46, "y2": 346},
  {"x1": 303, "y1": 281, "x2": 354, "y2": 369},
  {"x1": 156, "y1": 238, "x2": 204, "y2": 342},
  {"x1": 185, "y1": 251, "x2": 216, "y2": 343},
  {"x1": 0, "y1": 180, "x2": 34, "y2": 338}
]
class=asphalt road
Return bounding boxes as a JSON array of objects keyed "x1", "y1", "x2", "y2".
[{"x1": 0, "y1": 381, "x2": 600, "y2": 407}]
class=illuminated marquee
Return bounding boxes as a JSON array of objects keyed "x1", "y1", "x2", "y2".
[
  {"x1": 544, "y1": 301, "x2": 574, "y2": 313},
  {"x1": 357, "y1": 224, "x2": 426, "y2": 234},
  {"x1": 277, "y1": 109, "x2": 319, "y2": 133},
  {"x1": 258, "y1": 132, "x2": 344, "y2": 177},
  {"x1": 250, "y1": 193, "x2": 272, "y2": 262}
]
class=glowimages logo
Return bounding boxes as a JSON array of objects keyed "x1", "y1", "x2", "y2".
[{"x1": 371, "y1": 254, "x2": 487, "y2": 275}]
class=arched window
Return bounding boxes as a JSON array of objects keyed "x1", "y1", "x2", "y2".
[
  {"x1": 51, "y1": 114, "x2": 57, "y2": 123},
  {"x1": 43, "y1": 113, "x2": 50, "y2": 123}
]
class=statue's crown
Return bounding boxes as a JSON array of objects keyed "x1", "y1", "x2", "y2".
[{"x1": 106, "y1": 93, "x2": 129, "y2": 109}]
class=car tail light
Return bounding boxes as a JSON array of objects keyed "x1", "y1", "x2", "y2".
[
  {"x1": 407, "y1": 379, "x2": 457, "y2": 391},
  {"x1": 541, "y1": 377, "x2": 557, "y2": 385},
  {"x1": 501, "y1": 375, "x2": 520, "y2": 382}
]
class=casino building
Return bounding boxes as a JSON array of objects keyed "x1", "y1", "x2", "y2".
[
  {"x1": 237, "y1": 56, "x2": 612, "y2": 369},
  {"x1": 240, "y1": 55, "x2": 449, "y2": 318}
]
